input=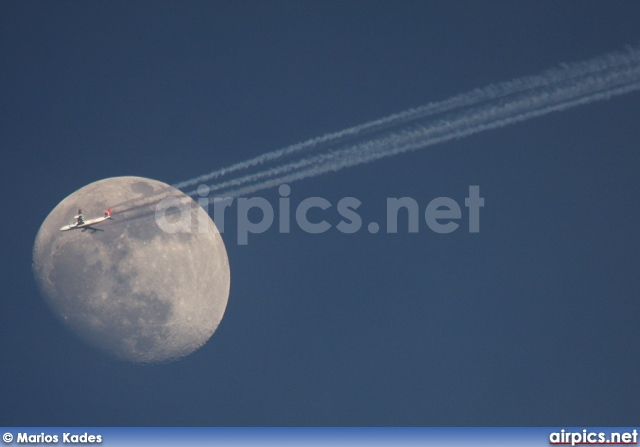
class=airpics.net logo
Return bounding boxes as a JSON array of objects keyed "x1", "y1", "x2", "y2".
[
  {"x1": 549, "y1": 429, "x2": 638, "y2": 446},
  {"x1": 155, "y1": 184, "x2": 485, "y2": 245}
]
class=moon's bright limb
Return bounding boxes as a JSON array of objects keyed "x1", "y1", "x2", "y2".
[{"x1": 33, "y1": 176, "x2": 230, "y2": 363}]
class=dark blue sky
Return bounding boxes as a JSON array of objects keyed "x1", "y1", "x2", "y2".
[{"x1": 2, "y1": 1, "x2": 640, "y2": 425}]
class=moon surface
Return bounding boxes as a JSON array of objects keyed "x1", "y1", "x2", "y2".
[{"x1": 32, "y1": 176, "x2": 230, "y2": 363}]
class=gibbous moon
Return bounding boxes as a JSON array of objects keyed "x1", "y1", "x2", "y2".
[{"x1": 32, "y1": 176, "x2": 230, "y2": 363}]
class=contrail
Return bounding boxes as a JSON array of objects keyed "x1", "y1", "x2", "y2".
[
  {"x1": 175, "y1": 45, "x2": 640, "y2": 198},
  {"x1": 171, "y1": 74, "x2": 551, "y2": 190}
]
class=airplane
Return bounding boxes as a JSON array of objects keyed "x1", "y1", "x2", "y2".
[{"x1": 60, "y1": 208, "x2": 112, "y2": 232}]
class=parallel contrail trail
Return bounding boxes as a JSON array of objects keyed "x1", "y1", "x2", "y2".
[{"x1": 174, "y1": 45, "x2": 640, "y2": 198}]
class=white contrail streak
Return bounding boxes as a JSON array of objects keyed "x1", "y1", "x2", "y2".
[
  {"x1": 171, "y1": 71, "x2": 561, "y2": 189},
  {"x1": 175, "y1": 45, "x2": 640, "y2": 198}
]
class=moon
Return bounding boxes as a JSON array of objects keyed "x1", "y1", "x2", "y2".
[{"x1": 32, "y1": 176, "x2": 230, "y2": 363}]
